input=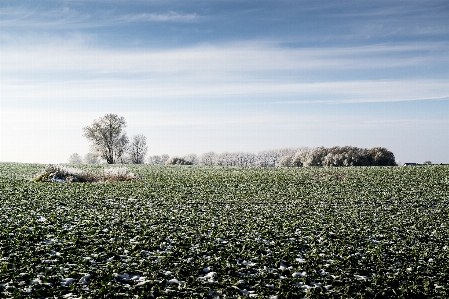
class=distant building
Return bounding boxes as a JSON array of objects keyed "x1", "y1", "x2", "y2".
[{"x1": 403, "y1": 163, "x2": 438, "y2": 166}]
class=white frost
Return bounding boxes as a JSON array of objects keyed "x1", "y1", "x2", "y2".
[
  {"x1": 354, "y1": 275, "x2": 369, "y2": 280},
  {"x1": 199, "y1": 271, "x2": 217, "y2": 282},
  {"x1": 78, "y1": 274, "x2": 91, "y2": 285},
  {"x1": 166, "y1": 278, "x2": 185, "y2": 286},
  {"x1": 241, "y1": 260, "x2": 257, "y2": 266},
  {"x1": 292, "y1": 271, "x2": 307, "y2": 278},
  {"x1": 60, "y1": 278, "x2": 76, "y2": 286}
]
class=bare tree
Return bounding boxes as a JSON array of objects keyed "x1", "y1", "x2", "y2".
[
  {"x1": 279, "y1": 155, "x2": 294, "y2": 167},
  {"x1": 302, "y1": 147, "x2": 328, "y2": 167},
  {"x1": 200, "y1": 152, "x2": 216, "y2": 166},
  {"x1": 148, "y1": 154, "x2": 170, "y2": 165},
  {"x1": 148, "y1": 155, "x2": 161, "y2": 165},
  {"x1": 183, "y1": 153, "x2": 199, "y2": 165},
  {"x1": 160, "y1": 154, "x2": 170, "y2": 164},
  {"x1": 115, "y1": 134, "x2": 130, "y2": 164},
  {"x1": 128, "y1": 134, "x2": 148, "y2": 164},
  {"x1": 68, "y1": 153, "x2": 82, "y2": 164},
  {"x1": 84, "y1": 152, "x2": 99, "y2": 164},
  {"x1": 83, "y1": 114, "x2": 128, "y2": 164}
]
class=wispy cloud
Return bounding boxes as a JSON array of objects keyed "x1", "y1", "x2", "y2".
[
  {"x1": 0, "y1": 5, "x2": 94, "y2": 28},
  {"x1": 2, "y1": 40, "x2": 446, "y2": 74},
  {"x1": 4, "y1": 77, "x2": 448, "y2": 104},
  {"x1": 0, "y1": 5, "x2": 201, "y2": 29},
  {"x1": 2, "y1": 39, "x2": 448, "y2": 105},
  {"x1": 118, "y1": 11, "x2": 200, "y2": 23}
]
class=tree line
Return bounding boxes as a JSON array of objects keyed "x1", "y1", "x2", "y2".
[
  {"x1": 147, "y1": 146, "x2": 396, "y2": 167},
  {"x1": 69, "y1": 114, "x2": 396, "y2": 167}
]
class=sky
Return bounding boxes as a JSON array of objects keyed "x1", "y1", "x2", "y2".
[{"x1": 1, "y1": 0, "x2": 448, "y2": 164}]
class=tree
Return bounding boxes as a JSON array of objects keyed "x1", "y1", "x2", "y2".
[
  {"x1": 83, "y1": 114, "x2": 128, "y2": 164},
  {"x1": 279, "y1": 155, "x2": 294, "y2": 167},
  {"x1": 68, "y1": 153, "x2": 82, "y2": 164},
  {"x1": 149, "y1": 154, "x2": 170, "y2": 165},
  {"x1": 148, "y1": 155, "x2": 162, "y2": 165},
  {"x1": 160, "y1": 154, "x2": 170, "y2": 164},
  {"x1": 369, "y1": 147, "x2": 396, "y2": 166},
  {"x1": 200, "y1": 152, "x2": 216, "y2": 166},
  {"x1": 84, "y1": 152, "x2": 99, "y2": 164},
  {"x1": 115, "y1": 134, "x2": 130, "y2": 164},
  {"x1": 303, "y1": 147, "x2": 328, "y2": 167},
  {"x1": 128, "y1": 134, "x2": 148, "y2": 164},
  {"x1": 183, "y1": 153, "x2": 199, "y2": 165}
]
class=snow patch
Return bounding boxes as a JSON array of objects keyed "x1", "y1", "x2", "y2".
[
  {"x1": 292, "y1": 271, "x2": 307, "y2": 278},
  {"x1": 60, "y1": 278, "x2": 76, "y2": 286}
]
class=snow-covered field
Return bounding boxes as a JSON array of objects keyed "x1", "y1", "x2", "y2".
[{"x1": 0, "y1": 163, "x2": 448, "y2": 298}]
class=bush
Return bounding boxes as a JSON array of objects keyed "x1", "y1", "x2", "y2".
[
  {"x1": 33, "y1": 165, "x2": 139, "y2": 183},
  {"x1": 103, "y1": 167, "x2": 137, "y2": 181},
  {"x1": 165, "y1": 157, "x2": 192, "y2": 166}
]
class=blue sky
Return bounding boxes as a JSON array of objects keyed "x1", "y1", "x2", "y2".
[{"x1": 1, "y1": 0, "x2": 448, "y2": 164}]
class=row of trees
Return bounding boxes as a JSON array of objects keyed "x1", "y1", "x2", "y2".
[
  {"x1": 71, "y1": 146, "x2": 396, "y2": 167},
  {"x1": 155, "y1": 146, "x2": 396, "y2": 167},
  {"x1": 70, "y1": 114, "x2": 396, "y2": 167}
]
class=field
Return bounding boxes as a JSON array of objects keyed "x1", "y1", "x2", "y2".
[{"x1": 1, "y1": 163, "x2": 448, "y2": 298}]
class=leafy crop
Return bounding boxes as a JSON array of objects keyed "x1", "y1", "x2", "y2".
[{"x1": 1, "y1": 163, "x2": 448, "y2": 298}]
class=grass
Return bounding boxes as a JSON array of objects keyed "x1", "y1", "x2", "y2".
[{"x1": 0, "y1": 163, "x2": 448, "y2": 298}]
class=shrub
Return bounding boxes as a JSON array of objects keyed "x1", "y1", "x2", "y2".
[
  {"x1": 165, "y1": 157, "x2": 192, "y2": 166},
  {"x1": 103, "y1": 167, "x2": 138, "y2": 181},
  {"x1": 33, "y1": 165, "x2": 138, "y2": 183},
  {"x1": 33, "y1": 165, "x2": 98, "y2": 182}
]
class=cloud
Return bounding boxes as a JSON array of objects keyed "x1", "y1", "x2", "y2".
[
  {"x1": 2, "y1": 40, "x2": 447, "y2": 74},
  {"x1": 0, "y1": 5, "x2": 201, "y2": 30},
  {"x1": 1, "y1": 39, "x2": 448, "y2": 104},
  {"x1": 4, "y1": 77, "x2": 448, "y2": 104},
  {"x1": 118, "y1": 11, "x2": 200, "y2": 23}
]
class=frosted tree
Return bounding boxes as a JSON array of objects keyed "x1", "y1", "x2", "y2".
[
  {"x1": 200, "y1": 152, "x2": 216, "y2": 166},
  {"x1": 183, "y1": 153, "x2": 199, "y2": 165},
  {"x1": 291, "y1": 147, "x2": 309, "y2": 167},
  {"x1": 161, "y1": 154, "x2": 170, "y2": 164},
  {"x1": 302, "y1": 147, "x2": 328, "y2": 167},
  {"x1": 236, "y1": 152, "x2": 257, "y2": 167},
  {"x1": 148, "y1": 155, "x2": 162, "y2": 165},
  {"x1": 369, "y1": 147, "x2": 396, "y2": 166},
  {"x1": 83, "y1": 114, "x2": 129, "y2": 164},
  {"x1": 215, "y1": 152, "x2": 233, "y2": 166},
  {"x1": 84, "y1": 152, "x2": 99, "y2": 164},
  {"x1": 148, "y1": 154, "x2": 170, "y2": 165},
  {"x1": 128, "y1": 134, "x2": 148, "y2": 164},
  {"x1": 68, "y1": 153, "x2": 82, "y2": 164},
  {"x1": 256, "y1": 150, "x2": 279, "y2": 167},
  {"x1": 279, "y1": 155, "x2": 294, "y2": 167}
]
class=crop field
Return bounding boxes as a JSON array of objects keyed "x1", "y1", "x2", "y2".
[{"x1": 0, "y1": 163, "x2": 449, "y2": 298}]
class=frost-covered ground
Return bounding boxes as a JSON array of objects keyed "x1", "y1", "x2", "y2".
[{"x1": 0, "y1": 163, "x2": 448, "y2": 298}]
